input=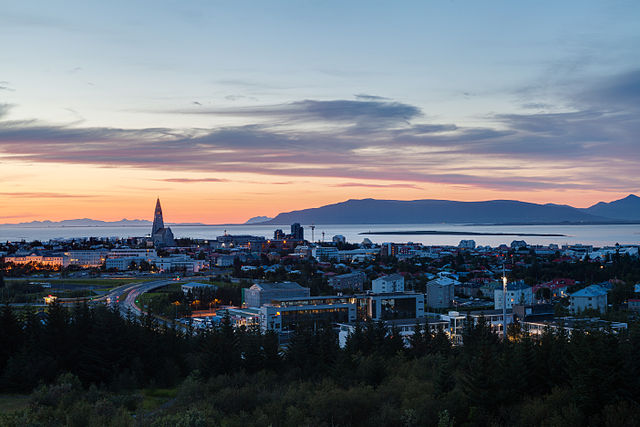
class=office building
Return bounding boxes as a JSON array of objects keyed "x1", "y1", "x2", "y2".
[
  {"x1": 426, "y1": 277, "x2": 454, "y2": 308},
  {"x1": 328, "y1": 271, "x2": 366, "y2": 292},
  {"x1": 290, "y1": 223, "x2": 304, "y2": 240},
  {"x1": 494, "y1": 282, "x2": 533, "y2": 310},
  {"x1": 372, "y1": 274, "x2": 404, "y2": 293},
  {"x1": 243, "y1": 281, "x2": 310, "y2": 308}
]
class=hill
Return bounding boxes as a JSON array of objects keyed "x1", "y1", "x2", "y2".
[
  {"x1": 265, "y1": 198, "x2": 616, "y2": 225},
  {"x1": 244, "y1": 216, "x2": 273, "y2": 224},
  {"x1": 583, "y1": 194, "x2": 640, "y2": 221}
]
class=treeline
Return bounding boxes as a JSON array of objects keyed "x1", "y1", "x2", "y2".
[
  {"x1": 2, "y1": 304, "x2": 640, "y2": 426},
  {"x1": 0, "y1": 303, "x2": 190, "y2": 393}
]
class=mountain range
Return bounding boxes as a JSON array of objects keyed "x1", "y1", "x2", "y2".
[
  {"x1": 0, "y1": 219, "x2": 204, "y2": 227},
  {"x1": 1, "y1": 195, "x2": 638, "y2": 226},
  {"x1": 263, "y1": 194, "x2": 640, "y2": 225}
]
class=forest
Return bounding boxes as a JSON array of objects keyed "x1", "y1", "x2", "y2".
[{"x1": 0, "y1": 302, "x2": 639, "y2": 426}]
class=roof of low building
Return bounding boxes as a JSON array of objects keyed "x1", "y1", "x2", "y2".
[
  {"x1": 571, "y1": 284, "x2": 608, "y2": 297},
  {"x1": 375, "y1": 273, "x2": 404, "y2": 281},
  {"x1": 251, "y1": 281, "x2": 306, "y2": 291}
]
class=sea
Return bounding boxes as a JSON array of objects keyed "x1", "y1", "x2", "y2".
[{"x1": 1, "y1": 223, "x2": 639, "y2": 247}]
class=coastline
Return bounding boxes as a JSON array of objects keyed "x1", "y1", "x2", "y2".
[{"x1": 359, "y1": 230, "x2": 566, "y2": 237}]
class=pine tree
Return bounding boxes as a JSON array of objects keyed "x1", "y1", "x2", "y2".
[
  {"x1": 433, "y1": 354, "x2": 455, "y2": 398},
  {"x1": 407, "y1": 322, "x2": 427, "y2": 357},
  {"x1": 0, "y1": 305, "x2": 22, "y2": 373}
]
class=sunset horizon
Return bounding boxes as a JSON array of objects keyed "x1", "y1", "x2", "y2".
[
  {"x1": 0, "y1": 191, "x2": 636, "y2": 225},
  {"x1": 2, "y1": 1, "x2": 639, "y2": 223}
]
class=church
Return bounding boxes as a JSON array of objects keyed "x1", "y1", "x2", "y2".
[{"x1": 151, "y1": 198, "x2": 175, "y2": 247}]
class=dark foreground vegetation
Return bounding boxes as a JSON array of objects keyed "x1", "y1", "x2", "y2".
[{"x1": 1, "y1": 303, "x2": 639, "y2": 426}]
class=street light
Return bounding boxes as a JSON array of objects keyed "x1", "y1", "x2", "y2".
[{"x1": 502, "y1": 265, "x2": 508, "y2": 340}]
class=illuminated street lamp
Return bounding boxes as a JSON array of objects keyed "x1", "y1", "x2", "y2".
[{"x1": 502, "y1": 265, "x2": 508, "y2": 340}]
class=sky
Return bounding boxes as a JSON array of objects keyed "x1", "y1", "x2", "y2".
[{"x1": 1, "y1": 0, "x2": 639, "y2": 223}]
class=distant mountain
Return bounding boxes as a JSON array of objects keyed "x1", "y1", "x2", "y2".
[
  {"x1": 244, "y1": 216, "x2": 273, "y2": 224},
  {"x1": 582, "y1": 194, "x2": 640, "y2": 221},
  {"x1": 264, "y1": 198, "x2": 619, "y2": 225}
]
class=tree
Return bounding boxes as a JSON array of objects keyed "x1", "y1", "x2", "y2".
[{"x1": 407, "y1": 322, "x2": 428, "y2": 357}]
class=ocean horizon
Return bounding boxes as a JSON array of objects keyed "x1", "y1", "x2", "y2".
[{"x1": 1, "y1": 223, "x2": 638, "y2": 247}]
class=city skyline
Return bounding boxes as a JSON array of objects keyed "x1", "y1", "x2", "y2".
[{"x1": 1, "y1": 1, "x2": 639, "y2": 223}]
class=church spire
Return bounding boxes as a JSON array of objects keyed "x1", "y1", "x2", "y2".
[{"x1": 152, "y1": 198, "x2": 164, "y2": 234}]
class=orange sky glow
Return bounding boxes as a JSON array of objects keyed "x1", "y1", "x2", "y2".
[{"x1": 0, "y1": 160, "x2": 631, "y2": 224}]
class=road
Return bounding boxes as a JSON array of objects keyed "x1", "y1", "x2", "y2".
[
  {"x1": 8, "y1": 278, "x2": 191, "y2": 332},
  {"x1": 103, "y1": 279, "x2": 192, "y2": 332}
]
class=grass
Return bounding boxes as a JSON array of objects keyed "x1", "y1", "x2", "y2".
[
  {"x1": 6, "y1": 277, "x2": 156, "y2": 288},
  {"x1": 139, "y1": 388, "x2": 178, "y2": 412},
  {"x1": 0, "y1": 394, "x2": 30, "y2": 414}
]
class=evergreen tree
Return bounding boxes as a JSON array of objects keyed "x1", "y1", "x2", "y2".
[
  {"x1": 407, "y1": 322, "x2": 431, "y2": 357},
  {"x1": 432, "y1": 354, "x2": 455, "y2": 398},
  {"x1": 0, "y1": 305, "x2": 22, "y2": 373}
]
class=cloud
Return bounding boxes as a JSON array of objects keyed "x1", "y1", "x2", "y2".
[
  {"x1": 225, "y1": 95, "x2": 258, "y2": 101},
  {"x1": 577, "y1": 69, "x2": 640, "y2": 111},
  {"x1": 0, "y1": 81, "x2": 14, "y2": 91},
  {"x1": 0, "y1": 72, "x2": 639, "y2": 195},
  {"x1": 0, "y1": 192, "x2": 96, "y2": 198},
  {"x1": 0, "y1": 104, "x2": 11, "y2": 119},
  {"x1": 333, "y1": 182, "x2": 421, "y2": 189},
  {"x1": 161, "y1": 177, "x2": 228, "y2": 183},
  {"x1": 354, "y1": 94, "x2": 389, "y2": 101},
  {"x1": 0, "y1": 214, "x2": 35, "y2": 219},
  {"x1": 521, "y1": 103, "x2": 552, "y2": 110},
  {"x1": 173, "y1": 98, "x2": 423, "y2": 129}
]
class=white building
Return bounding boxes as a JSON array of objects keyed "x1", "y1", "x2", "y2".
[
  {"x1": 105, "y1": 257, "x2": 141, "y2": 270},
  {"x1": 63, "y1": 250, "x2": 108, "y2": 267},
  {"x1": 426, "y1": 277, "x2": 455, "y2": 308},
  {"x1": 570, "y1": 285, "x2": 608, "y2": 314},
  {"x1": 244, "y1": 282, "x2": 310, "y2": 308},
  {"x1": 372, "y1": 274, "x2": 404, "y2": 293},
  {"x1": 494, "y1": 282, "x2": 533, "y2": 310},
  {"x1": 108, "y1": 249, "x2": 157, "y2": 259},
  {"x1": 312, "y1": 246, "x2": 340, "y2": 262},
  {"x1": 338, "y1": 318, "x2": 448, "y2": 348},
  {"x1": 337, "y1": 248, "x2": 378, "y2": 263},
  {"x1": 215, "y1": 255, "x2": 236, "y2": 267},
  {"x1": 4, "y1": 254, "x2": 65, "y2": 267},
  {"x1": 154, "y1": 254, "x2": 208, "y2": 273}
]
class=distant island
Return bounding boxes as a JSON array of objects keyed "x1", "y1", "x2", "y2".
[{"x1": 360, "y1": 230, "x2": 566, "y2": 237}]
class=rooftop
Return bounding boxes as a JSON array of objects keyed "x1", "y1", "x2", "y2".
[
  {"x1": 571, "y1": 284, "x2": 608, "y2": 298},
  {"x1": 376, "y1": 273, "x2": 404, "y2": 281},
  {"x1": 252, "y1": 281, "x2": 306, "y2": 291}
]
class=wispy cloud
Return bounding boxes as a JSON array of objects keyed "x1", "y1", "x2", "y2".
[
  {"x1": 0, "y1": 73, "x2": 638, "y2": 195},
  {"x1": 0, "y1": 81, "x2": 14, "y2": 91},
  {"x1": 172, "y1": 98, "x2": 422, "y2": 129},
  {"x1": 354, "y1": 94, "x2": 389, "y2": 101},
  {"x1": 0, "y1": 192, "x2": 97, "y2": 198},
  {"x1": 160, "y1": 177, "x2": 228, "y2": 183},
  {"x1": 333, "y1": 182, "x2": 421, "y2": 189}
]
